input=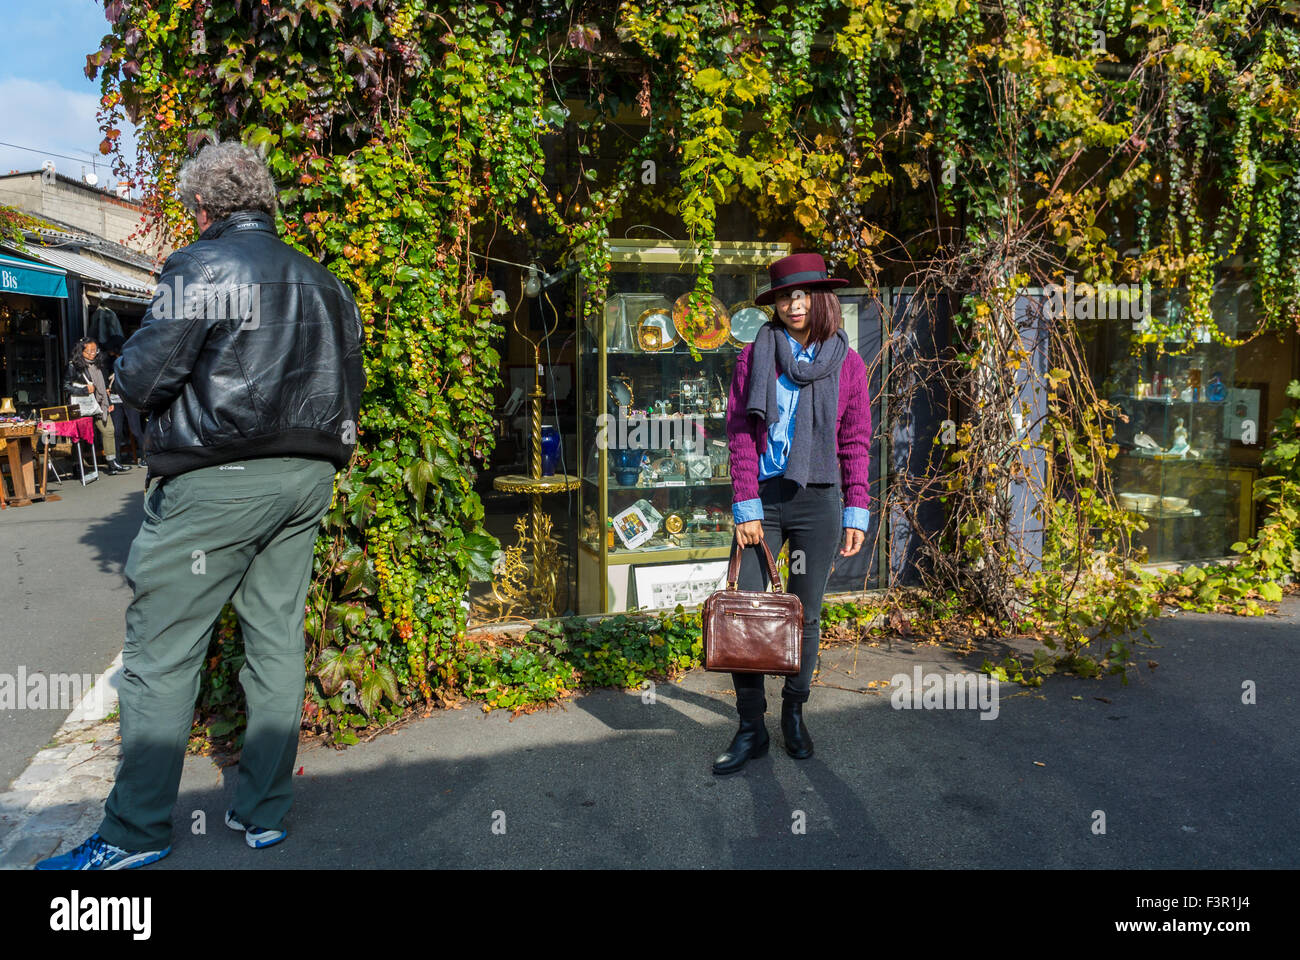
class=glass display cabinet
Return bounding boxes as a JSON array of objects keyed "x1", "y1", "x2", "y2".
[
  {"x1": 1102, "y1": 288, "x2": 1252, "y2": 562},
  {"x1": 576, "y1": 239, "x2": 789, "y2": 613},
  {"x1": 4, "y1": 335, "x2": 59, "y2": 410}
]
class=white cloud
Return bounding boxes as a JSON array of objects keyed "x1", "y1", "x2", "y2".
[{"x1": 0, "y1": 77, "x2": 139, "y2": 194}]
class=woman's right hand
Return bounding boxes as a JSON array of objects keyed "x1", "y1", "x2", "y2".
[{"x1": 735, "y1": 520, "x2": 764, "y2": 547}]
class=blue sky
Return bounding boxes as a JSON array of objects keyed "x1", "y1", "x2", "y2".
[{"x1": 0, "y1": 0, "x2": 138, "y2": 193}]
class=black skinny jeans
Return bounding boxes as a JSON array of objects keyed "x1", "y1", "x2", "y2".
[{"x1": 731, "y1": 476, "x2": 843, "y2": 719}]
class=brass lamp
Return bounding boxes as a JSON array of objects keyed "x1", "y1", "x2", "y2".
[{"x1": 0, "y1": 397, "x2": 17, "y2": 416}]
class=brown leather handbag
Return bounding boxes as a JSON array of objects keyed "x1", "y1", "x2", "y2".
[{"x1": 702, "y1": 539, "x2": 803, "y2": 675}]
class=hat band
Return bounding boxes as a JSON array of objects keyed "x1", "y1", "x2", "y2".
[{"x1": 770, "y1": 268, "x2": 831, "y2": 287}]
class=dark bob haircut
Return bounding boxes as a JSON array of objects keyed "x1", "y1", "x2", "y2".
[{"x1": 772, "y1": 288, "x2": 843, "y2": 345}]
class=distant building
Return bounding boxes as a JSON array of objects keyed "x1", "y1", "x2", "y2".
[
  {"x1": 0, "y1": 170, "x2": 170, "y2": 260},
  {"x1": 1, "y1": 173, "x2": 165, "y2": 412}
]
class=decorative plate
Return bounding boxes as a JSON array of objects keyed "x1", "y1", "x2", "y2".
[
  {"x1": 673, "y1": 293, "x2": 731, "y2": 351},
  {"x1": 727, "y1": 301, "x2": 772, "y2": 345},
  {"x1": 606, "y1": 294, "x2": 670, "y2": 353},
  {"x1": 636, "y1": 309, "x2": 678, "y2": 351}
]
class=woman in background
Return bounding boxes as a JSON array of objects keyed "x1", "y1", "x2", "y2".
[{"x1": 65, "y1": 337, "x2": 132, "y2": 475}]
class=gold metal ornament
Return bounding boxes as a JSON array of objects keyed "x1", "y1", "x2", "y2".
[
  {"x1": 469, "y1": 513, "x2": 565, "y2": 624},
  {"x1": 480, "y1": 273, "x2": 581, "y2": 623}
]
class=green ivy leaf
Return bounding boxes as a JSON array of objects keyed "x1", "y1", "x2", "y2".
[
  {"x1": 313, "y1": 646, "x2": 349, "y2": 695},
  {"x1": 207, "y1": 718, "x2": 240, "y2": 737}
]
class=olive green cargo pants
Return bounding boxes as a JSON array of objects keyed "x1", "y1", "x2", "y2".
[{"x1": 99, "y1": 456, "x2": 337, "y2": 852}]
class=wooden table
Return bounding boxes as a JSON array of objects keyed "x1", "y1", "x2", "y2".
[{"x1": 0, "y1": 423, "x2": 51, "y2": 508}]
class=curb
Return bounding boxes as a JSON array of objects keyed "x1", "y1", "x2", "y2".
[{"x1": 0, "y1": 652, "x2": 124, "y2": 869}]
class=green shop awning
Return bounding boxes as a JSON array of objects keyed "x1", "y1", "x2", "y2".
[{"x1": 0, "y1": 252, "x2": 68, "y2": 299}]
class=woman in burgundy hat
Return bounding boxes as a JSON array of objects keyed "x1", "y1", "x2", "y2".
[{"x1": 716, "y1": 252, "x2": 872, "y2": 774}]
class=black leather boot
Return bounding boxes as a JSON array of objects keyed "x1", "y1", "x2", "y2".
[
  {"x1": 781, "y1": 700, "x2": 814, "y2": 759},
  {"x1": 712, "y1": 716, "x2": 770, "y2": 775}
]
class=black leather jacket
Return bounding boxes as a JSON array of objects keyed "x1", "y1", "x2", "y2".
[{"x1": 115, "y1": 210, "x2": 364, "y2": 478}]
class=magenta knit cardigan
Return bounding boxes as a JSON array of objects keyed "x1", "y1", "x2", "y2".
[{"x1": 725, "y1": 342, "x2": 873, "y2": 511}]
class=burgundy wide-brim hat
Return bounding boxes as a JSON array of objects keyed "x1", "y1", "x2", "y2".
[{"x1": 754, "y1": 252, "x2": 849, "y2": 306}]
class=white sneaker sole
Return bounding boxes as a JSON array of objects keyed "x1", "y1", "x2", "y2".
[
  {"x1": 244, "y1": 829, "x2": 286, "y2": 849},
  {"x1": 225, "y1": 808, "x2": 286, "y2": 848}
]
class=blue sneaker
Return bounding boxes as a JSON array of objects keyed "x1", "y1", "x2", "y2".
[
  {"x1": 224, "y1": 808, "x2": 286, "y2": 849},
  {"x1": 34, "y1": 833, "x2": 170, "y2": 870}
]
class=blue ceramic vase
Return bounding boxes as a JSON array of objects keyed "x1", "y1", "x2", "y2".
[
  {"x1": 613, "y1": 448, "x2": 641, "y2": 486},
  {"x1": 540, "y1": 425, "x2": 561, "y2": 476}
]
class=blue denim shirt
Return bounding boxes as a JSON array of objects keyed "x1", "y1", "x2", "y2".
[{"x1": 733, "y1": 329, "x2": 870, "y2": 532}]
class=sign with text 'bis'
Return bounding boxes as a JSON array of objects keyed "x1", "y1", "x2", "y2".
[{"x1": 0, "y1": 253, "x2": 69, "y2": 299}]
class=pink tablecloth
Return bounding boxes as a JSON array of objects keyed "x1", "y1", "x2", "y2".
[{"x1": 40, "y1": 417, "x2": 95, "y2": 445}]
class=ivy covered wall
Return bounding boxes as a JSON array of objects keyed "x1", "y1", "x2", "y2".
[{"x1": 88, "y1": 1, "x2": 1300, "y2": 742}]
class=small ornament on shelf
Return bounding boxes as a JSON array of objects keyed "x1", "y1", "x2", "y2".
[
  {"x1": 1133, "y1": 432, "x2": 1163, "y2": 454},
  {"x1": 581, "y1": 506, "x2": 600, "y2": 546},
  {"x1": 1168, "y1": 417, "x2": 1198, "y2": 459},
  {"x1": 1207, "y1": 372, "x2": 1226, "y2": 402}
]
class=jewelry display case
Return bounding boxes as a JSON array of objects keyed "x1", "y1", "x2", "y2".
[
  {"x1": 576, "y1": 239, "x2": 789, "y2": 613},
  {"x1": 1101, "y1": 289, "x2": 1254, "y2": 562}
]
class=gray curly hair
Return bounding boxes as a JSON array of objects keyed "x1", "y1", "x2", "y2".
[{"x1": 176, "y1": 141, "x2": 278, "y2": 222}]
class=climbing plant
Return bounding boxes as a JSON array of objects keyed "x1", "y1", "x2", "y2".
[
  {"x1": 0, "y1": 205, "x2": 58, "y2": 250},
  {"x1": 88, "y1": 0, "x2": 1300, "y2": 740}
]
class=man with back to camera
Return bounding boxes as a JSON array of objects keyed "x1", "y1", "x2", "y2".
[{"x1": 38, "y1": 140, "x2": 365, "y2": 869}]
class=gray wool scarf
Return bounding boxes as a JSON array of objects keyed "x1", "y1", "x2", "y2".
[{"x1": 745, "y1": 320, "x2": 848, "y2": 487}]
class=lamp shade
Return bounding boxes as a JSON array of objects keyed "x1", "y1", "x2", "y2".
[{"x1": 0, "y1": 397, "x2": 17, "y2": 415}]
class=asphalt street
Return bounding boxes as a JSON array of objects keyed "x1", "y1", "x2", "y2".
[
  {"x1": 156, "y1": 598, "x2": 1299, "y2": 869},
  {"x1": 0, "y1": 462, "x2": 142, "y2": 789},
  {"x1": 3, "y1": 459, "x2": 1298, "y2": 868}
]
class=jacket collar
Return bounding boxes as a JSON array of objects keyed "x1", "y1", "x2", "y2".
[{"x1": 199, "y1": 209, "x2": 275, "y2": 242}]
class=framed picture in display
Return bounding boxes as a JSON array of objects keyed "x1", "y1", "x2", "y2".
[{"x1": 631, "y1": 560, "x2": 729, "y2": 611}]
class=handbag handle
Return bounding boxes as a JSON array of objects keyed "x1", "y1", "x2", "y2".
[{"x1": 726, "y1": 537, "x2": 784, "y2": 591}]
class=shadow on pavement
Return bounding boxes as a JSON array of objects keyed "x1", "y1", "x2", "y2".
[{"x1": 146, "y1": 600, "x2": 1300, "y2": 869}]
